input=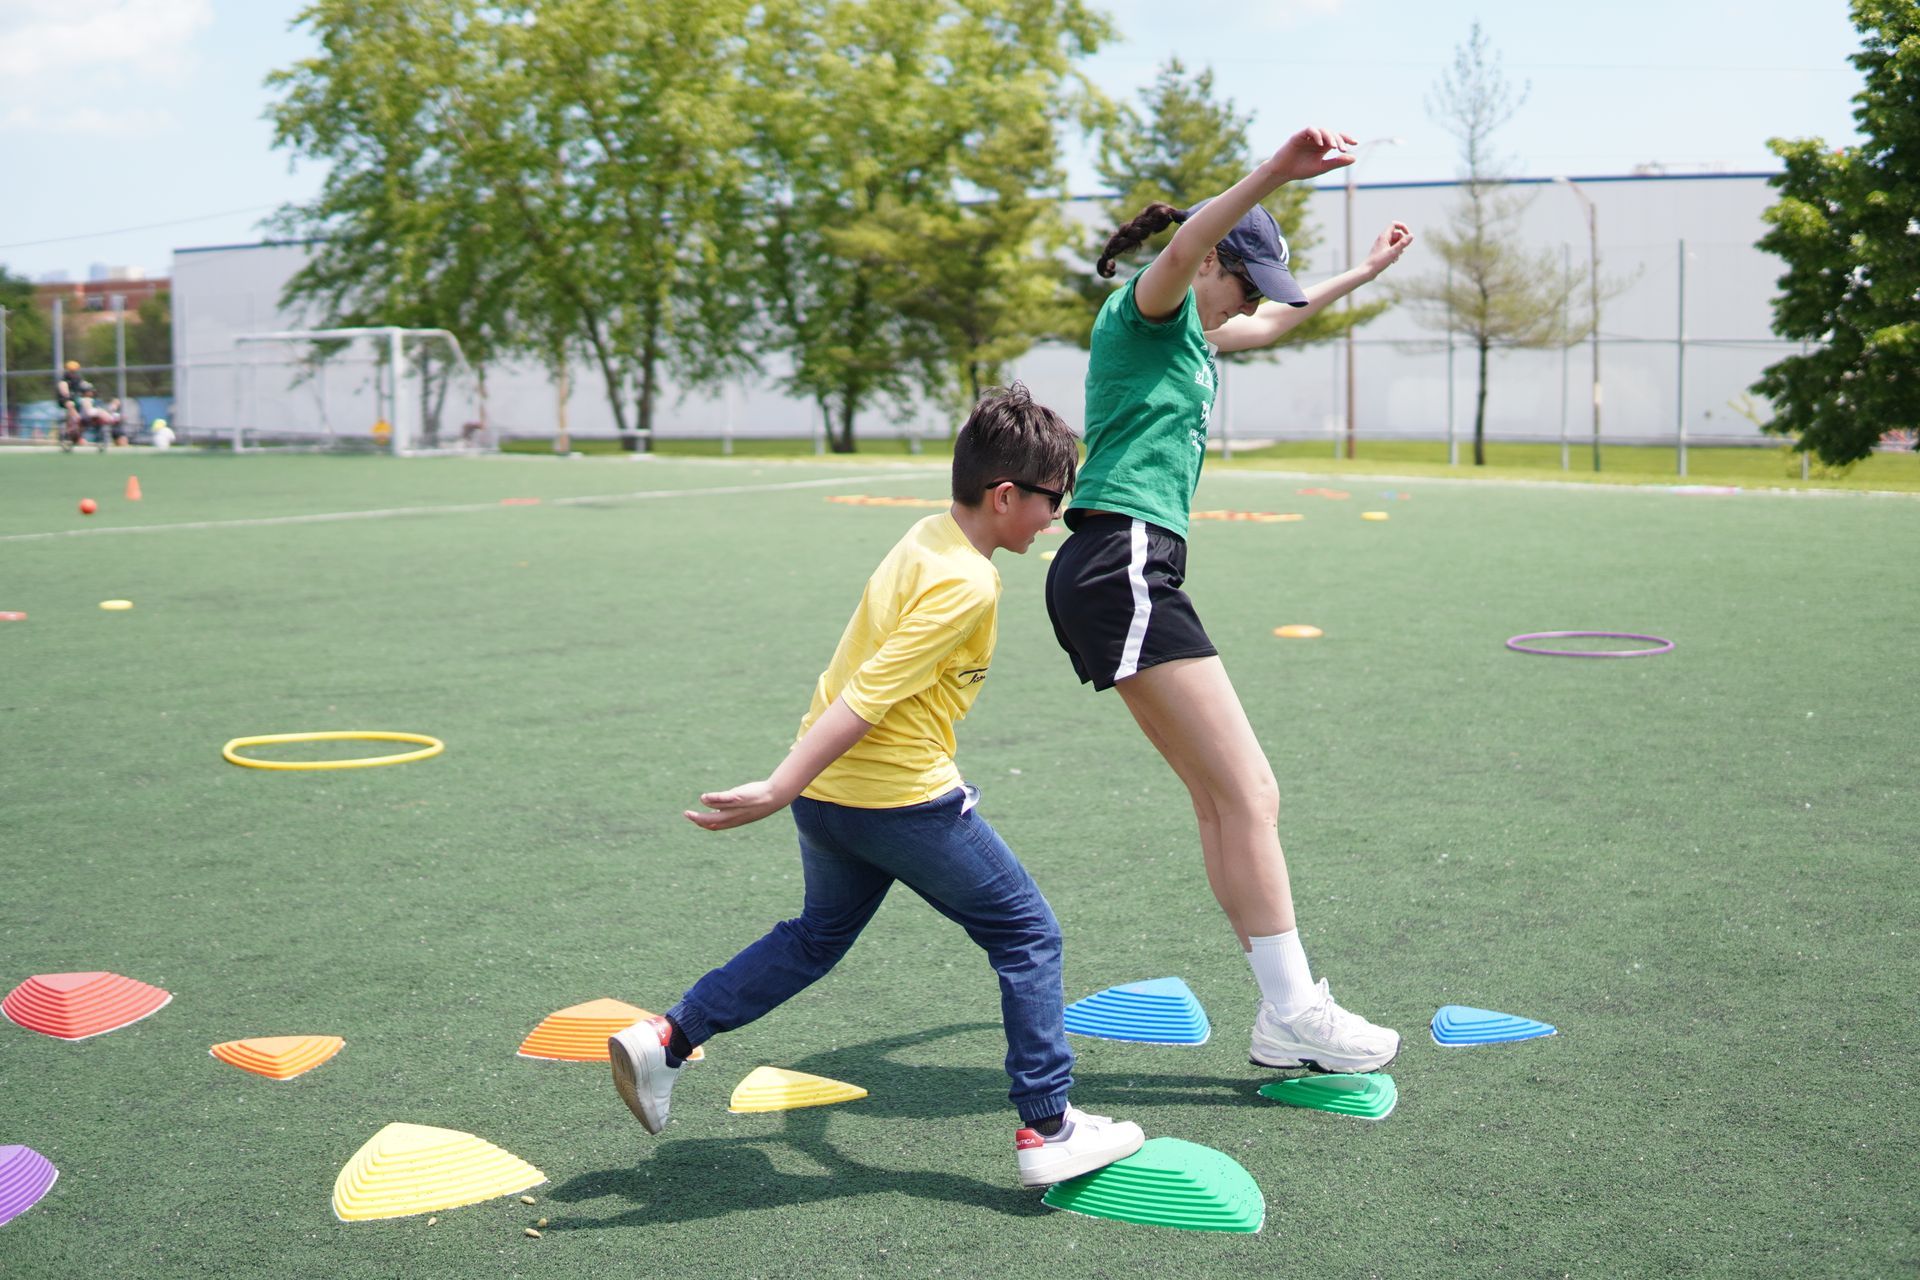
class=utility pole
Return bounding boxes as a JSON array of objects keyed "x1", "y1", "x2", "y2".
[{"x1": 1343, "y1": 137, "x2": 1401, "y2": 459}]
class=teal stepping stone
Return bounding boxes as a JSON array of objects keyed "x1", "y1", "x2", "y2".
[
  {"x1": 1256, "y1": 1071, "x2": 1397, "y2": 1119},
  {"x1": 1041, "y1": 1137, "x2": 1263, "y2": 1233}
]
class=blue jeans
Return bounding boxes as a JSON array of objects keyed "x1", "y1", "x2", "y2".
[{"x1": 668, "y1": 786, "x2": 1074, "y2": 1124}]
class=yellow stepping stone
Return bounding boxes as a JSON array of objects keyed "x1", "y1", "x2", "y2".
[
  {"x1": 210, "y1": 1035, "x2": 344, "y2": 1080},
  {"x1": 1273, "y1": 625, "x2": 1324, "y2": 639},
  {"x1": 517, "y1": 998, "x2": 703, "y2": 1062},
  {"x1": 728, "y1": 1066, "x2": 867, "y2": 1114},
  {"x1": 332, "y1": 1123, "x2": 545, "y2": 1222}
]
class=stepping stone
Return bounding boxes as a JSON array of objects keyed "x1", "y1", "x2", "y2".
[
  {"x1": 1062, "y1": 978, "x2": 1209, "y2": 1046},
  {"x1": 332, "y1": 1123, "x2": 544, "y2": 1222},
  {"x1": 0, "y1": 1146, "x2": 58, "y2": 1228},
  {"x1": 1042, "y1": 1137, "x2": 1263, "y2": 1233},
  {"x1": 517, "y1": 999, "x2": 701, "y2": 1062},
  {"x1": 1430, "y1": 1004, "x2": 1556, "y2": 1046},
  {"x1": 2, "y1": 972, "x2": 172, "y2": 1040},
  {"x1": 1256, "y1": 1072, "x2": 1397, "y2": 1119},
  {"x1": 728, "y1": 1067, "x2": 866, "y2": 1114},
  {"x1": 210, "y1": 1036, "x2": 344, "y2": 1081}
]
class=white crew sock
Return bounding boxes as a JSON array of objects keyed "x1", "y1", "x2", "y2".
[{"x1": 1246, "y1": 930, "x2": 1317, "y2": 1018}]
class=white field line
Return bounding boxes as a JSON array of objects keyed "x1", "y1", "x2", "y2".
[
  {"x1": 0, "y1": 468, "x2": 946, "y2": 545},
  {"x1": 1208, "y1": 466, "x2": 1920, "y2": 501}
]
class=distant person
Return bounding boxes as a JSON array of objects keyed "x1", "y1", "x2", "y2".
[
  {"x1": 608, "y1": 384, "x2": 1145, "y2": 1190},
  {"x1": 55, "y1": 361, "x2": 92, "y2": 444},
  {"x1": 1046, "y1": 127, "x2": 1413, "y2": 1074},
  {"x1": 149, "y1": 417, "x2": 175, "y2": 449}
]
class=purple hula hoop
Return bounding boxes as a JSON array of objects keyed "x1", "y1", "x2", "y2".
[{"x1": 1506, "y1": 631, "x2": 1674, "y2": 658}]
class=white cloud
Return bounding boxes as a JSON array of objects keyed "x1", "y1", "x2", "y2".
[{"x1": 0, "y1": 0, "x2": 212, "y2": 134}]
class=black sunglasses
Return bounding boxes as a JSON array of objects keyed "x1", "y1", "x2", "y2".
[
  {"x1": 1226, "y1": 264, "x2": 1262, "y2": 304},
  {"x1": 990, "y1": 480, "x2": 1067, "y2": 515}
]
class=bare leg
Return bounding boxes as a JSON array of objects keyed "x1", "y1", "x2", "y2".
[{"x1": 1115, "y1": 656, "x2": 1296, "y2": 939}]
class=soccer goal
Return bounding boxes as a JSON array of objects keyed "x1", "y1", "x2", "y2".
[{"x1": 211, "y1": 327, "x2": 484, "y2": 455}]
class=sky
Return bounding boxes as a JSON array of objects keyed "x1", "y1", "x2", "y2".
[{"x1": 0, "y1": 0, "x2": 1868, "y2": 283}]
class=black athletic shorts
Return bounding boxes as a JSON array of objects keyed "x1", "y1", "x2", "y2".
[{"x1": 1044, "y1": 513, "x2": 1218, "y2": 691}]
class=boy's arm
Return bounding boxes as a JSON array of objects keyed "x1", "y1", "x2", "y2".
[{"x1": 684, "y1": 697, "x2": 875, "y2": 831}]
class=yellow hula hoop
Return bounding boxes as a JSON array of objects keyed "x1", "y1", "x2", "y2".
[{"x1": 222, "y1": 731, "x2": 445, "y2": 771}]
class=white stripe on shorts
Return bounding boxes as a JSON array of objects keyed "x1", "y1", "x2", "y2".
[{"x1": 1114, "y1": 518, "x2": 1152, "y2": 682}]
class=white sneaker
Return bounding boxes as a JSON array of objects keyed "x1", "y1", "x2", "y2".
[
  {"x1": 608, "y1": 1015, "x2": 689, "y2": 1134},
  {"x1": 1249, "y1": 979, "x2": 1401, "y2": 1073},
  {"x1": 1015, "y1": 1106, "x2": 1145, "y2": 1188}
]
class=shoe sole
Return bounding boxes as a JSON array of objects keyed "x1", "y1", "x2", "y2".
[
  {"x1": 1018, "y1": 1129, "x2": 1146, "y2": 1188},
  {"x1": 1249, "y1": 1044, "x2": 1401, "y2": 1074},
  {"x1": 607, "y1": 1033, "x2": 666, "y2": 1135}
]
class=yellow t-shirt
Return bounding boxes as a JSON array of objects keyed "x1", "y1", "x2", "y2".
[{"x1": 798, "y1": 512, "x2": 999, "y2": 808}]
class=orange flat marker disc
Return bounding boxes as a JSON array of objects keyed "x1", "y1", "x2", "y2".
[
  {"x1": 2, "y1": 971, "x2": 172, "y2": 1040},
  {"x1": 0, "y1": 611, "x2": 25, "y2": 622},
  {"x1": 517, "y1": 998, "x2": 703, "y2": 1062},
  {"x1": 1273, "y1": 625, "x2": 1324, "y2": 639},
  {"x1": 211, "y1": 1035, "x2": 345, "y2": 1080}
]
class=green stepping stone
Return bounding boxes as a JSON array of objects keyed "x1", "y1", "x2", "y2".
[
  {"x1": 1256, "y1": 1071, "x2": 1397, "y2": 1119},
  {"x1": 1041, "y1": 1137, "x2": 1264, "y2": 1233}
]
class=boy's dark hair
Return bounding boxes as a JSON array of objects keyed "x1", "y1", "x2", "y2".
[{"x1": 951, "y1": 383, "x2": 1079, "y2": 506}]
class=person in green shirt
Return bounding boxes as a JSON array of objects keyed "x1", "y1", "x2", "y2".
[{"x1": 1046, "y1": 127, "x2": 1413, "y2": 1074}]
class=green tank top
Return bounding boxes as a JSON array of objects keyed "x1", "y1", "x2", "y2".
[{"x1": 1070, "y1": 274, "x2": 1217, "y2": 539}]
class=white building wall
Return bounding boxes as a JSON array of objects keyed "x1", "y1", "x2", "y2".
[{"x1": 172, "y1": 172, "x2": 1790, "y2": 448}]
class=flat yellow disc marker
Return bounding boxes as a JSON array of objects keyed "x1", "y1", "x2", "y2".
[
  {"x1": 1273, "y1": 625, "x2": 1324, "y2": 639},
  {"x1": 223, "y1": 731, "x2": 445, "y2": 771},
  {"x1": 99, "y1": 599, "x2": 134, "y2": 610},
  {"x1": 1360, "y1": 511, "x2": 1390, "y2": 521},
  {"x1": 1040, "y1": 550, "x2": 1057, "y2": 561}
]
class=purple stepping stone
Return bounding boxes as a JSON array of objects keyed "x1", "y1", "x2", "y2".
[{"x1": 0, "y1": 1145, "x2": 58, "y2": 1227}]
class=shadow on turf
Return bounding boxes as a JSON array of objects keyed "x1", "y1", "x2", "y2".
[{"x1": 544, "y1": 1022, "x2": 1263, "y2": 1229}]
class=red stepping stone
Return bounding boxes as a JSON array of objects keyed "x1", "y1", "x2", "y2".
[{"x1": 2, "y1": 972, "x2": 173, "y2": 1040}]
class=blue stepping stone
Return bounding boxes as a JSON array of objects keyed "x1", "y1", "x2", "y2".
[
  {"x1": 1430, "y1": 1004, "x2": 1557, "y2": 1046},
  {"x1": 1064, "y1": 977, "x2": 1209, "y2": 1046}
]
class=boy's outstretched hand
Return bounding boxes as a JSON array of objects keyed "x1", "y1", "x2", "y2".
[{"x1": 686, "y1": 781, "x2": 789, "y2": 831}]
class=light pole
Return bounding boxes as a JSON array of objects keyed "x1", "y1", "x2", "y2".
[
  {"x1": 1552, "y1": 176, "x2": 1601, "y2": 471},
  {"x1": 1344, "y1": 136, "x2": 1402, "y2": 459}
]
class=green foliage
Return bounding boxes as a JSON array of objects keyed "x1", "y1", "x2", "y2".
[
  {"x1": 1082, "y1": 58, "x2": 1379, "y2": 356},
  {"x1": 267, "y1": 0, "x2": 758, "y2": 441},
  {"x1": 1394, "y1": 23, "x2": 1587, "y2": 465},
  {"x1": 1753, "y1": 0, "x2": 1920, "y2": 466},
  {"x1": 0, "y1": 263, "x2": 53, "y2": 380},
  {"x1": 742, "y1": 0, "x2": 1109, "y2": 449}
]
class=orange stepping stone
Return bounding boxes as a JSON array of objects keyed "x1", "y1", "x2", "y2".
[
  {"x1": 211, "y1": 1035, "x2": 345, "y2": 1080},
  {"x1": 517, "y1": 998, "x2": 702, "y2": 1063},
  {"x1": 2, "y1": 971, "x2": 172, "y2": 1040}
]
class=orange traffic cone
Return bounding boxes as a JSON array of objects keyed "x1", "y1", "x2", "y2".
[{"x1": 125, "y1": 476, "x2": 142, "y2": 501}]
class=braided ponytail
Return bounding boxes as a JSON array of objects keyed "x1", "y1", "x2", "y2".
[{"x1": 1095, "y1": 202, "x2": 1189, "y2": 278}]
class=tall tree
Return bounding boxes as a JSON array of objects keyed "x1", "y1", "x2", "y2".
[
  {"x1": 1753, "y1": 0, "x2": 1920, "y2": 466},
  {"x1": 1082, "y1": 58, "x2": 1380, "y2": 354},
  {"x1": 0, "y1": 265, "x2": 53, "y2": 390},
  {"x1": 268, "y1": 0, "x2": 757, "y2": 444},
  {"x1": 741, "y1": 0, "x2": 1107, "y2": 451},
  {"x1": 1393, "y1": 24, "x2": 1587, "y2": 465}
]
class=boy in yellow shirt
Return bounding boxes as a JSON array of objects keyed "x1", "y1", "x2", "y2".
[{"x1": 610, "y1": 385, "x2": 1144, "y2": 1187}]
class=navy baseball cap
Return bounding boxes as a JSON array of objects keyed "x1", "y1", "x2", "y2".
[{"x1": 1186, "y1": 199, "x2": 1308, "y2": 307}]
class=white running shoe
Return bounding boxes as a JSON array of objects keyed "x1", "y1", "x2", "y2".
[
  {"x1": 608, "y1": 1015, "x2": 689, "y2": 1135},
  {"x1": 1015, "y1": 1106, "x2": 1145, "y2": 1188},
  {"x1": 1249, "y1": 979, "x2": 1401, "y2": 1073}
]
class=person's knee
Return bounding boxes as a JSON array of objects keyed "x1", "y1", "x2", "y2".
[
  {"x1": 778, "y1": 913, "x2": 861, "y2": 964},
  {"x1": 1220, "y1": 769, "x2": 1280, "y2": 829}
]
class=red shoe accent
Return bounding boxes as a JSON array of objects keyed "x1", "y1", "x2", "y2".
[
  {"x1": 1015, "y1": 1129, "x2": 1046, "y2": 1151},
  {"x1": 645, "y1": 1015, "x2": 673, "y2": 1046}
]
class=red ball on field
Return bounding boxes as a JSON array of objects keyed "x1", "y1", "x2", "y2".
[{"x1": 79, "y1": 498, "x2": 97, "y2": 515}]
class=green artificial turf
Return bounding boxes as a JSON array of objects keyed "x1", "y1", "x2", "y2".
[{"x1": 1, "y1": 452, "x2": 1915, "y2": 1278}]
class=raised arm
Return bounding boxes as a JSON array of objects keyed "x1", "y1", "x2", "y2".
[
  {"x1": 1205, "y1": 221, "x2": 1413, "y2": 354},
  {"x1": 1132, "y1": 127, "x2": 1359, "y2": 321}
]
